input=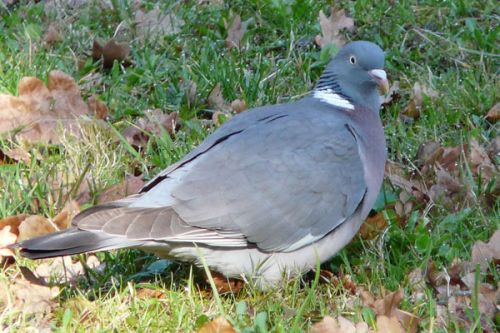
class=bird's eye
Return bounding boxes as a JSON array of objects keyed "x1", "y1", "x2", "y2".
[{"x1": 349, "y1": 56, "x2": 356, "y2": 64}]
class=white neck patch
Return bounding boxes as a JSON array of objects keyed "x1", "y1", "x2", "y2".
[{"x1": 313, "y1": 89, "x2": 354, "y2": 110}]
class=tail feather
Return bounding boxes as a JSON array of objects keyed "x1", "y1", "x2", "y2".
[{"x1": 14, "y1": 228, "x2": 143, "y2": 259}]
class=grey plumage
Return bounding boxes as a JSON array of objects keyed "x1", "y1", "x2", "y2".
[{"x1": 16, "y1": 41, "x2": 388, "y2": 287}]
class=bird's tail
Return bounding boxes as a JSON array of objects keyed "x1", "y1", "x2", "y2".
[{"x1": 14, "y1": 228, "x2": 142, "y2": 259}]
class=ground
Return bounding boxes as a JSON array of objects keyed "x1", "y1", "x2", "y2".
[{"x1": 0, "y1": 0, "x2": 498, "y2": 332}]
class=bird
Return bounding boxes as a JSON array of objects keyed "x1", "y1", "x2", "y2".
[{"x1": 15, "y1": 41, "x2": 388, "y2": 288}]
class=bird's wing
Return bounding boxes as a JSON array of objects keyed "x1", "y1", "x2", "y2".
[{"x1": 77, "y1": 100, "x2": 367, "y2": 252}]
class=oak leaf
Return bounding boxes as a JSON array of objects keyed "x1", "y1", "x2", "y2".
[{"x1": 315, "y1": 7, "x2": 354, "y2": 48}]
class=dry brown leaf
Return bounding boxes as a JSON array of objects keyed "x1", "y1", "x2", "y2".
[
  {"x1": 407, "y1": 268, "x2": 426, "y2": 302},
  {"x1": 403, "y1": 82, "x2": 439, "y2": 119},
  {"x1": 370, "y1": 289, "x2": 404, "y2": 317},
  {"x1": 0, "y1": 70, "x2": 101, "y2": 144},
  {"x1": 18, "y1": 215, "x2": 56, "y2": 241},
  {"x1": 360, "y1": 288, "x2": 419, "y2": 333},
  {"x1": 79, "y1": 72, "x2": 104, "y2": 92},
  {"x1": 426, "y1": 260, "x2": 448, "y2": 289},
  {"x1": 230, "y1": 99, "x2": 247, "y2": 113},
  {"x1": 186, "y1": 80, "x2": 198, "y2": 108},
  {"x1": 135, "y1": 7, "x2": 184, "y2": 40},
  {"x1": 44, "y1": 24, "x2": 62, "y2": 46},
  {"x1": 314, "y1": 6, "x2": 354, "y2": 49},
  {"x1": 374, "y1": 315, "x2": 404, "y2": 333},
  {"x1": 416, "y1": 141, "x2": 443, "y2": 169},
  {"x1": 92, "y1": 39, "x2": 131, "y2": 69},
  {"x1": 312, "y1": 316, "x2": 362, "y2": 333},
  {"x1": 384, "y1": 161, "x2": 427, "y2": 202},
  {"x1": 359, "y1": 212, "x2": 387, "y2": 240},
  {"x1": 212, "y1": 111, "x2": 232, "y2": 127},
  {"x1": 208, "y1": 83, "x2": 230, "y2": 111},
  {"x1": 428, "y1": 168, "x2": 467, "y2": 210},
  {"x1": 487, "y1": 136, "x2": 500, "y2": 161},
  {"x1": 0, "y1": 279, "x2": 60, "y2": 314},
  {"x1": 35, "y1": 255, "x2": 102, "y2": 285},
  {"x1": 485, "y1": 102, "x2": 500, "y2": 123},
  {"x1": 381, "y1": 81, "x2": 400, "y2": 106},
  {"x1": 2, "y1": 147, "x2": 33, "y2": 163},
  {"x1": 87, "y1": 95, "x2": 108, "y2": 120},
  {"x1": 0, "y1": 225, "x2": 17, "y2": 258},
  {"x1": 225, "y1": 14, "x2": 247, "y2": 50},
  {"x1": 123, "y1": 109, "x2": 180, "y2": 148},
  {"x1": 52, "y1": 200, "x2": 80, "y2": 230},
  {"x1": 198, "y1": 316, "x2": 236, "y2": 333},
  {"x1": 436, "y1": 145, "x2": 463, "y2": 173},
  {"x1": 0, "y1": 214, "x2": 28, "y2": 235},
  {"x1": 97, "y1": 175, "x2": 145, "y2": 204},
  {"x1": 471, "y1": 230, "x2": 500, "y2": 272},
  {"x1": 469, "y1": 139, "x2": 496, "y2": 181},
  {"x1": 136, "y1": 288, "x2": 165, "y2": 299},
  {"x1": 209, "y1": 271, "x2": 243, "y2": 294}
]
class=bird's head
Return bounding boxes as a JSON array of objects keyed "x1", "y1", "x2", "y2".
[{"x1": 315, "y1": 41, "x2": 388, "y2": 112}]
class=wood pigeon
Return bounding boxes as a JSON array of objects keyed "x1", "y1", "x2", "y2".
[{"x1": 16, "y1": 41, "x2": 388, "y2": 288}]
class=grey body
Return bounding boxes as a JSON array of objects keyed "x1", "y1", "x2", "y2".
[{"x1": 17, "y1": 41, "x2": 387, "y2": 287}]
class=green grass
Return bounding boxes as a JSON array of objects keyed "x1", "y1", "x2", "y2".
[{"x1": 0, "y1": 0, "x2": 498, "y2": 331}]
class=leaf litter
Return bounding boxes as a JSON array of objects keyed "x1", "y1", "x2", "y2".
[
  {"x1": 315, "y1": 6, "x2": 354, "y2": 49},
  {"x1": 0, "y1": 70, "x2": 109, "y2": 145}
]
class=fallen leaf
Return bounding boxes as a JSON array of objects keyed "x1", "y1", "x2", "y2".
[
  {"x1": 87, "y1": 95, "x2": 108, "y2": 120},
  {"x1": 385, "y1": 161, "x2": 427, "y2": 203},
  {"x1": 314, "y1": 6, "x2": 354, "y2": 48},
  {"x1": 136, "y1": 288, "x2": 165, "y2": 299},
  {"x1": 312, "y1": 316, "x2": 361, "y2": 333},
  {"x1": 92, "y1": 39, "x2": 131, "y2": 69},
  {"x1": 435, "y1": 145, "x2": 463, "y2": 174},
  {"x1": 97, "y1": 175, "x2": 145, "y2": 204},
  {"x1": 375, "y1": 315, "x2": 404, "y2": 333},
  {"x1": 210, "y1": 271, "x2": 243, "y2": 294},
  {"x1": 360, "y1": 288, "x2": 419, "y2": 333},
  {"x1": 0, "y1": 225, "x2": 17, "y2": 258},
  {"x1": 18, "y1": 215, "x2": 56, "y2": 241},
  {"x1": 230, "y1": 99, "x2": 247, "y2": 113},
  {"x1": 212, "y1": 111, "x2": 231, "y2": 127},
  {"x1": 208, "y1": 83, "x2": 230, "y2": 111},
  {"x1": 485, "y1": 102, "x2": 499, "y2": 123},
  {"x1": 370, "y1": 288, "x2": 404, "y2": 317},
  {"x1": 79, "y1": 72, "x2": 103, "y2": 92},
  {"x1": 52, "y1": 200, "x2": 80, "y2": 230},
  {"x1": 407, "y1": 268, "x2": 426, "y2": 302},
  {"x1": 416, "y1": 141, "x2": 443, "y2": 170},
  {"x1": 428, "y1": 168, "x2": 467, "y2": 210},
  {"x1": 43, "y1": 24, "x2": 62, "y2": 46},
  {"x1": 381, "y1": 81, "x2": 400, "y2": 106},
  {"x1": 135, "y1": 7, "x2": 184, "y2": 40},
  {"x1": 403, "y1": 82, "x2": 439, "y2": 119},
  {"x1": 487, "y1": 136, "x2": 500, "y2": 161},
  {"x1": 225, "y1": 14, "x2": 247, "y2": 50},
  {"x1": 0, "y1": 214, "x2": 28, "y2": 235},
  {"x1": 471, "y1": 230, "x2": 500, "y2": 272},
  {"x1": 0, "y1": 70, "x2": 102, "y2": 144},
  {"x1": 186, "y1": 80, "x2": 198, "y2": 108},
  {"x1": 0, "y1": 279, "x2": 60, "y2": 314},
  {"x1": 198, "y1": 316, "x2": 236, "y2": 333},
  {"x1": 35, "y1": 255, "x2": 102, "y2": 285},
  {"x1": 123, "y1": 109, "x2": 180, "y2": 148},
  {"x1": 2, "y1": 147, "x2": 33, "y2": 163},
  {"x1": 469, "y1": 139, "x2": 496, "y2": 181},
  {"x1": 359, "y1": 212, "x2": 387, "y2": 239}
]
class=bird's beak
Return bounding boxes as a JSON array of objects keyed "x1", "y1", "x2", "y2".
[{"x1": 369, "y1": 69, "x2": 389, "y2": 95}]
